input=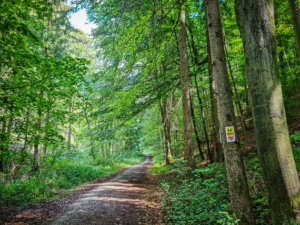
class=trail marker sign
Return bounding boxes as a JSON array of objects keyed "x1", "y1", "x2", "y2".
[{"x1": 225, "y1": 126, "x2": 236, "y2": 142}]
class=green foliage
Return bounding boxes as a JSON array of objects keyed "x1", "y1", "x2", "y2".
[
  {"x1": 291, "y1": 132, "x2": 300, "y2": 146},
  {"x1": 244, "y1": 153, "x2": 271, "y2": 225},
  {"x1": 157, "y1": 153, "x2": 271, "y2": 225},
  {"x1": 150, "y1": 154, "x2": 173, "y2": 174},
  {"x1": 161, "y1": 163, "x2": 237, "y2": 225},
  {"x1": 0, "y1": 177, "x2": 50, "y2": 207},
  {"x1": 291, "y1": 132, "x2": 300, "y2": 171},
  {"x1": 0, "y1": 152, "x2": 144, "y2": 208}
]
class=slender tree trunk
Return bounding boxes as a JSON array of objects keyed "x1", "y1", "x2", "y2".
[
  {"x1": 223, "y1": 30, "x2": 248, "y2": 131},
  {"x1": 288, "y1": 0, "x2": 300, "y2": 64},
  {"x1": 160, "y1": 98, "x2": 173, "y2": 165},
  {"x1": 42, "y1": 111, "x2": 50, "y2": 156},
  {"x1": 83, "y1": 105, "x2": 96, "y2": 160},
  {"x1": 67, "y1": 97, "x2": 74, "y2": 153},
  {"x1": 190, "y1": 93, "x2": 205, "y2": 160},
  {"x1": 194, "y1": 76, "x2": 213, "y2": 162},
  {"x1": 235, "y1": 0, "x2": 300, "y2": 223},
  {"x1": 33, "y1": 118, "x2": 41, "y2": 171},
  {"x1": 178, "y1": 2, "x2": 195, "y2": 170},
  {"x1": 205, "y1": 0, "x2": 254, "y2": 224},
  {"x1": 11, "y1": 127, "x2": 25, "y2": 179},
  {"x1": 0, "y1": 111, "x2": 7, "y2": 172},
  {"x1": 33, "y1": 89, "x2": 43, "y2": 171},
  {"x1": 186, "y1": 21, "x2": 212, "y2": 161}
]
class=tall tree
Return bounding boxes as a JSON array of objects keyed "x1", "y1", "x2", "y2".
[
  {"x1": 178, "y1": 0, "x2": 196, "y2": 170},
  {"x1": 205, "y1": 0, "x2": 254, "y2": 223},
  {"x1": 235, "y1": 0, "x2": 300, "y2": 223}
]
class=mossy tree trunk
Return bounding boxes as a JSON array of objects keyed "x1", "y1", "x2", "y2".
[
  {"x1": 205, "y1": 0, "x2": 255, "y2": 224},
  {"x1": 235, "y1": 0, "x2": 300, "y2": 223}
]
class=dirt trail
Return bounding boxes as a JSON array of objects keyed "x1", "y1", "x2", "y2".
[
  {"x1": 48, "y1": 154, "x2": 161, "y2": 225},
  {"x1": 2, "y1": 155, "x2": 162, "y2": 225}
]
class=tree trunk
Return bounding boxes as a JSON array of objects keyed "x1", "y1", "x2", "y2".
[
  {"x1": 288, "y1": 0, "x2": 300, "y2": 64},
  {"x1": 235, "y1": 0, "x2": 300, "y2": 223},
  {"x1": 205, "y1": 0, "x2": 255, "y2": 224},
  {"x1": 67, "y1": 97, "x2": 74, "y2": 153},
  {"x1": 159, "y1": 98, "x2": 173, "y2": 165},
  {"x1": 0, "y1": 112, "x2": 7, "y2": 172},
  {"x1": 83, "y1": 104, "x2": 96, "y2": 160},
  {"x1": 194, "y1": 76, "x2": 213, "y2": 162},
  {"x1": 33, "y1": 118, "x2": 41, "y2": 172},
  {"x1": 190, "y1": 93, "x2": 205, "y2": 160},
  {"x1": 205, "y1": 2, "x2": 223, "y2": 163},
  {"x1": 178, "y1": 2, "x2": 195, "y2": 170},
  {"x1": 33, "y1": 89, "x2": 43, "y2": 171},
  {"x1": 209, "y1": 71, "x2": 224, "y2": 163}
]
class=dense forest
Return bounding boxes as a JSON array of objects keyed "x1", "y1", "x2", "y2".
[{"x1": 1, "y1": 0, "x2": 300, "y2": 224}]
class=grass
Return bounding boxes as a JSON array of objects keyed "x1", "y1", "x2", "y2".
[{"x1": 0, "y1": 151, "x2": 145, "y2": 208}]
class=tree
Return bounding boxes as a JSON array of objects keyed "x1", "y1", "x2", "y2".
[
  {"x1": 235, "y1": 0, "x2": 300, "y2": 223},
  {"x1": 204, "y1": 0, "x2": 255, "y2": 223},
  {"x1": 178, "y1": 0, "x2": 196, "y2": 170},
  {"x1": 288, "y1": 0, "x2": 300, "y2": 64}
]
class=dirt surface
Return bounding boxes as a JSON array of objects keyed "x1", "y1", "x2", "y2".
[{"x1": 1, "y1": 155, "x2": 163, "y2": 225}]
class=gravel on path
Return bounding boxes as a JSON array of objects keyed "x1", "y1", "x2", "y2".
[{"x1": 48, "y1": 154, "x2": 161, "y2": 225}]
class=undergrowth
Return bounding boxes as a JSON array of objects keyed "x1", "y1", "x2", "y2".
[
  {"x1": 152, "y1": 153, "x2": 272, "y2": 224},
  {"x1": 151, "y1": 130, "x2": 300, "y2": 225},
  {"x1": 159, "y1": 160, "x2": 238, "y2": 225},
  {"x1": 0, "y1": 151, "x2": 144, "y2": 208}
]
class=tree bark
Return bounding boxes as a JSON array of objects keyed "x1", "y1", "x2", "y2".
[
  {"x1": 0, "y1": 111, "x2": 7, "y2": 172},
  {"x1": 288, "y1": 0, "x2": 300, "y2": 64},
  {"x1": 190, "y1": 93, "x2": 205, "y2": 160},
  {"x1": 178, "y1": 2, "x2": 195, "y2": 170},
  {"x1": 194, "y1": 76, "x2": 213, "y2": 162},
  {"x1": 206, "y1": 12, "x2": 223, "y2": 163},
  {"x1": 205, "y1": 0, "x2": 254, "y2": 224},
  {"x1": 235, "y1": 0, "x2": 300, "y2": 223},
  {"x1": 160, "y1": 98, "x2": 173, "y2": 165},
  {"x1": 208, "y1": 73, "x2": 223, "y2": 162}
]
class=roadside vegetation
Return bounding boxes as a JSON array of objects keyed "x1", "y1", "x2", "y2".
[
  {"x1": 0, "y1": 152, "x2": 144, "y2": 208},
  {"x1": 150, "y1": 129, "x2": 300, "y2": 225}
]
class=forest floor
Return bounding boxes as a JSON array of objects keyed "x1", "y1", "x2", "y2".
[{"x1": 0, "y1": 155, "x2": 163, "y2": 225}]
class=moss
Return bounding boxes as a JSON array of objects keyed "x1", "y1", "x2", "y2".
[{"x1": 291, "y1": 191, "x2": 300, "y2": 209}]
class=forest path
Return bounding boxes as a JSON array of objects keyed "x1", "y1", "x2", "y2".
[
  {"x1": 48, "y1": 154, "x2": 161, "y2": 225},
  {"x1": 2, "y1": 155, "x2": 162, "y2": 225}
]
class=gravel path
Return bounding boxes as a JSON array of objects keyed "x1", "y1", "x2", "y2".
[{"x1": 49, "y1": 155, "x2": 159, "y2": 225}]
